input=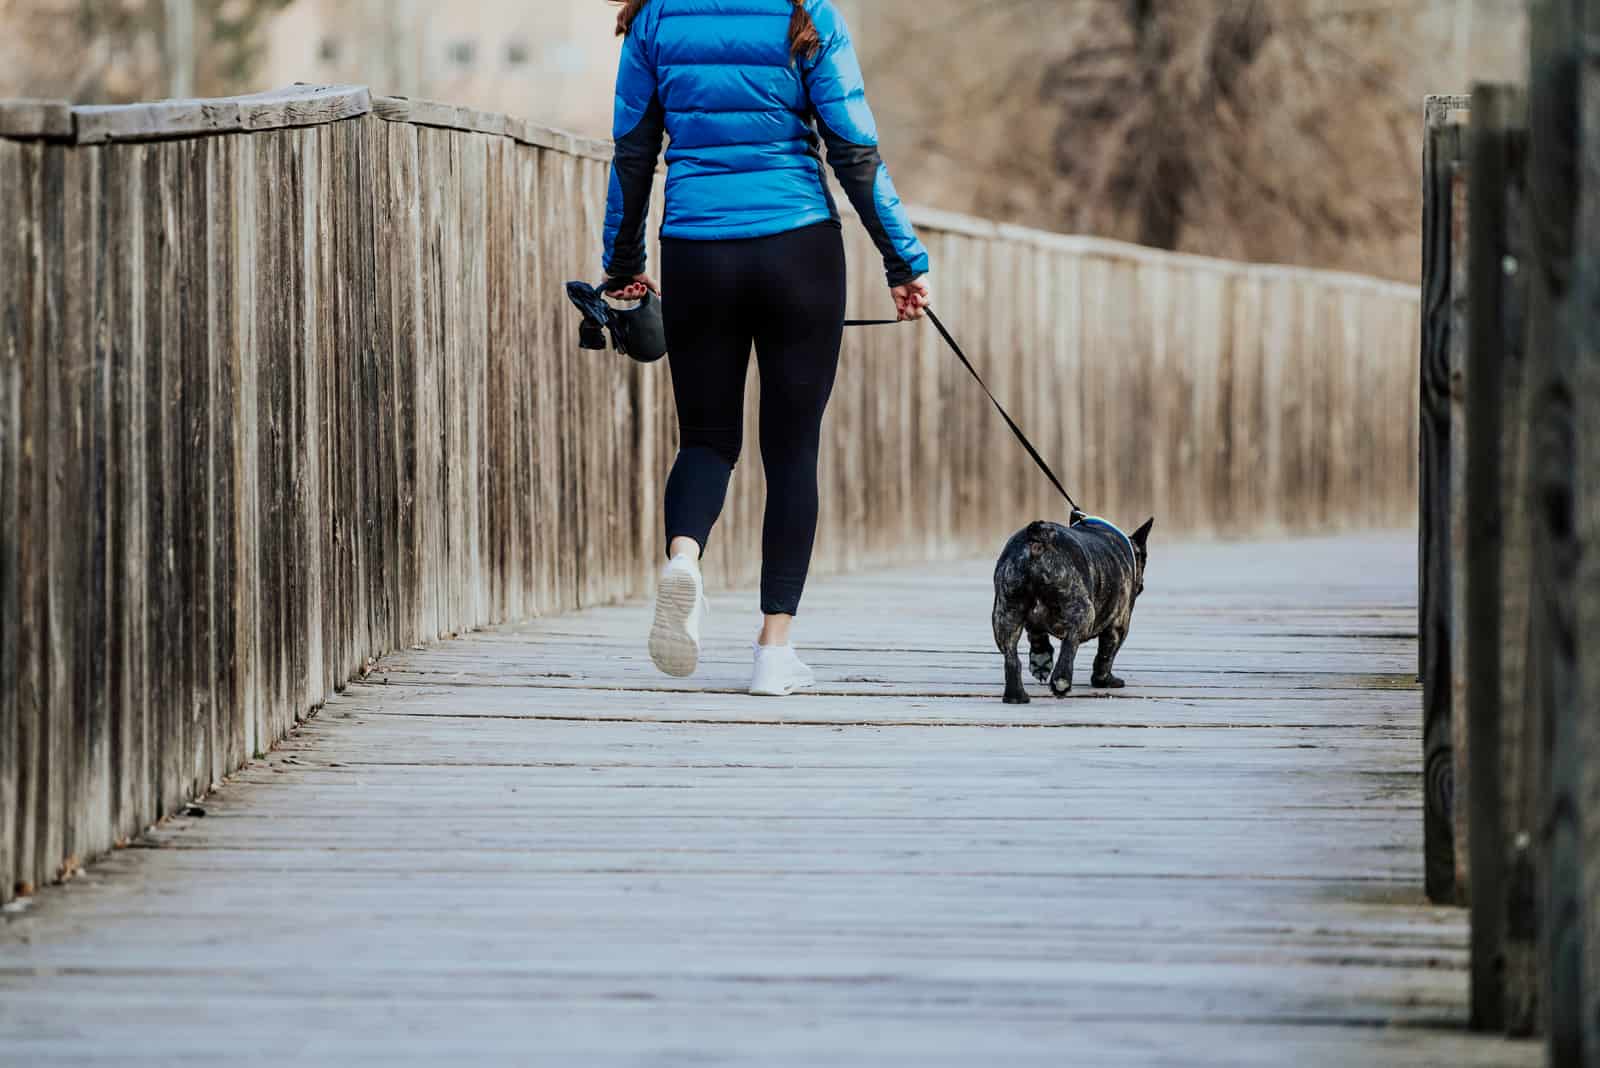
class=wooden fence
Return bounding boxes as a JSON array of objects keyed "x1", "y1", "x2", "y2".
[
  {"x1": 1, "y1": 85, "x2": 1420, "y2": 905},
  {"x1": 1417, "y1": 1, "x2": 1600, "y2": 1062}
]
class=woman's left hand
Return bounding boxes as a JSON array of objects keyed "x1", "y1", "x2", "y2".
[
  {"x1": 607, "y1": 272, "x2": 659, "y2": 301},
  {"x1": 891, "y1": 276, "x2": 932, "y2": 321}
]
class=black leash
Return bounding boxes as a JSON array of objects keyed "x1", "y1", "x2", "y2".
[{"x1": 844, "y1": 309, "x2": 1082, "y2": 516}]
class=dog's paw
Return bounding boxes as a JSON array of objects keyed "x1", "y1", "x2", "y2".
[
  {"x1": 1003, "y1": 688, "x2": 1031, "y2": 705},
  {"x1": 1050, "y1": 677, "x2": 1072, "y2": 697},
  {"x1": 1091, "y1": 674, "x2": 1125, "y2": 689},
  {"x1": 1029, "y1": 653, "x2": 1053, "y2": 683}
]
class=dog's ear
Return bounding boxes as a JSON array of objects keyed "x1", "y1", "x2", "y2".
[{"x1": 1131, "y1": 517, "x2": 1154, "y2": 550}]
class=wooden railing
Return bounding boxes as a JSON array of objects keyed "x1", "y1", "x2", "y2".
[
  {"x1": 0, "y1": 85, "x2": 1420, "y2": 905},
  {"x1": 1416, "y1": 0, "x2": 1600, "y2": 1057}
]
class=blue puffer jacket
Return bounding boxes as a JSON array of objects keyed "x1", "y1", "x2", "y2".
[{"x1": 602, "y1": 0, "x2": 930, "y2": 287}]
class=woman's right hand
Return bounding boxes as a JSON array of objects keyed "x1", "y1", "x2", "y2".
[
  {"x1": 891, "y1": 276, "x2": 931, "y2": 321},
  {"x1": 607, "y1": 272, "x2": 660, "y2": 302}
]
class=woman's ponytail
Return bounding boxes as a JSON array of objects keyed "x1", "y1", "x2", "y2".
[
  {"x1": 612, "y1": 0, "x2": 647, "y2": 36},
  {"x1": 788, "y1": 0, "x2": 822, "y2": 61}
]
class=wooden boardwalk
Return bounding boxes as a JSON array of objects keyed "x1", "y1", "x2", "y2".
[{"x1": 0, "y1": 534, "x2": 1539, "y2": 1066}]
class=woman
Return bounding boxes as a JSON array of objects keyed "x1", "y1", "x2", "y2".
[{"x1": 603, "y1": 0, "x2": 932, "y2": 696}]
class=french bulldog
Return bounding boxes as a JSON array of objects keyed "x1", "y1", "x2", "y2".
[{"x1": 991, "y1": 515, "x2": 1154, "y2": 704}]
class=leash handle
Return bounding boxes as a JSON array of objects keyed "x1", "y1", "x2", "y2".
[{"x1": 845, "y1": 311, "x2": 1081, "y2": 515}]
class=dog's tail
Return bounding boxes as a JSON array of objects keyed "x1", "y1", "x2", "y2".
[{"x1": 1025, "y1": 520, "x2": 1052, "y2": 560}]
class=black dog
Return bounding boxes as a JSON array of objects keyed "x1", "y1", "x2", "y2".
[{"x1": 992, "y1": 516, "x2": 1154, "y2": 704}]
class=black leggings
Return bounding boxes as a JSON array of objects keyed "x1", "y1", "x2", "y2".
[{"x1": 661, "y1": 221, "x2": 846, "y2": 616}]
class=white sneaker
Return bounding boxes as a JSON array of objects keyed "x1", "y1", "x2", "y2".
[
  {"x1": 648, "y1": 555, "x2": 707, "y2": 678},
  {"x1": 750, "y1": 642, "x2": 816, "y2": 697}
]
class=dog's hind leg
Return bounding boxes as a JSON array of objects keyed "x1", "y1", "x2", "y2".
[
  {"x1": 993, "y1": 606, "x2": 1030, "y2": 705},
  {"x1": 1026, "y1": 627, "x2": 1054, "y2": 683},
  {"x1": 1048, "y1": 640, "x2": 1079, "y2": 697},
  {"x1": 1091, "y1": 627, "x2": 1127, "y2": 689}
]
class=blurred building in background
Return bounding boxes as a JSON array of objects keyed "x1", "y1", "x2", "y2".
[{"x1": 262, "y1": 0, "x2": 620, "y2": 135}]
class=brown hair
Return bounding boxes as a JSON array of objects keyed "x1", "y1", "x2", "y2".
[{"x1": 612, "y1": 0, "x2": 821, "y2": 60}]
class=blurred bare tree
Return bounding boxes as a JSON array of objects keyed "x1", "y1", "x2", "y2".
[
  {"x1": 859, "y1": 0, "x2": 1526, "y2": 281},
  {"x1": 0, "y1": 0, "x2": 291, "y2": 103}
]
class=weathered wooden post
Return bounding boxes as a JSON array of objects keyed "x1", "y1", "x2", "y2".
[
  {"x1": 0, "y1": 117, "x2": 20, "y2": 906},
  {"x1": 1522, "y1": 0, "x2": 1585, "y2": 1053},
  {"x1": 1421, "y1": 93, "x2": 1471, "y2": 905},
  {"x1": 1449, "y1": 104, "x2": 1476, "y2": 906},
  {"x1": 1577, "y1": 0, "x2": 1600, "y2": 1056},
  {"x1": 1465, "y1": 81, "x2": 1527, "y2": 1034}
]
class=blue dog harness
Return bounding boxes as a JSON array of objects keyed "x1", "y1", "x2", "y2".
[{"x1": 1071, "y1": 514, "x2": 1137, "y2": 563}]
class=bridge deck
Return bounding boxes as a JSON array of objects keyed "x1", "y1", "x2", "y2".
[{"x1": 1, "y1": 535, "x2": 1538, "y2": 1065}]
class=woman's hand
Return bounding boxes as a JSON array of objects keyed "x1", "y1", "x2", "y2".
[
  {"x1": 891, "y1": 276, "x2": 931, "y2": 321},
  {"x1": 607, "y1": 272, "x2": 660, "y2": 301}
]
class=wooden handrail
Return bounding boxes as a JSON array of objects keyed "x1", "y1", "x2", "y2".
[{"x1": 0, "y1": 84, "x2": 371, "y2": 145}]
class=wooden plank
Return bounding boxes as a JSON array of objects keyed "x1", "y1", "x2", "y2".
[
  {"x1": 287, "y1": 126, "x2": 315, "y2": 728},
  {"x1": 102, "y1": 142, "x2": 137, "y2": 846},
  {"x1": 0, "y1": 139, "x2": 23, "y2": 901},
  {"x1": 304, "y1": 123, "x2": 331, "y2": 706},
  {"x1": 150, "y1": 142, "x2": 185, "y2": 821},
  {"x1": 0, "y1": 99, "x2": 73, "y2": 141},
  {"x1": 442, "y1": 130, "x2": 468, "y2": 633},
  {"x1": 483, "y1": 136, "x2": 512, "y2": 625},
  {"x1": 539, "y1": 143, "x2": 576, "y2": 614},
  {"x1": 380, "y1": 120, "x2": 421, "y2": 649},
  {"x1": 459, "y1": 131, "x2": 488, "y2": 629},
  {"x1": 39, "y1": 139, "x2": 71, "y2": 885},
  {"x1": 73, "y1": 140, "x2": 112, "y2": 867},
  {"x1": 235, "y1": 84, "x2": 372, "y2": 133},
  {"x1": 510, "y1": 142, "x2": 538, "y2": 615},
  {"x1": 232, "y1": 131, "x2": 263, "y2": 768},
  {"x1": 73, "y1": 99, "x2": 235, "y2": 145},
  {"x1": 505, "y1": 116, "x2": 613, "y2": 162},
  {"x1": 373, "y1": 96, "x2": 508, "y2": 139},
  {"x1": 1463, "y1": 82, "x2": 1527, "y2": 1035},
  {"x1": 414, "y1": 125, "x2": 448, "y2": 641},
  {"x1": 360, "y1": 116, "x2": 398, "y2": 666},
  {"x1": 73, "y1": 85, "x2": 370, "y2": 145},
  {"x1": 201, "y1": 134, "x2": 232, "y2": 795},
  {"x1": 13, "y1": 147, "x2": 48, "y2": 896},
  {"x1": 95, "y1": 149, "x2": 148, "y2": 815},
  {"x1": 180, "y1": 136, "x2": 213, "y2": 803},
  {"x1": 528, "y1": 143, "x2": 560, "y2": 618},
  {"x1": 350, "y1": 115, "x2": 376, "y2": 670},
  {"x1": 333, "y1": 117, "x2": 358, "y2": 677},
  {"x1": 252, "y1": 130, "x2": 287, "y2": 748},
  {"x1": 1419, "y1": 96, "x2": 1465, "y2": 906},
  {"x1": 130, "y1": 146, "x2": 159, "y2": 829},
  {"x1": 439, "y1": 129, "x2": 465, "y2": 632},
  {"x1": 572, "y1": 155, "x2": 605, "y2": 608}
]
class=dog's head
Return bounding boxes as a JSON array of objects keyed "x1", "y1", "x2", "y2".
[{"x1": 1130, "y1": 518, "x2": 1154, "y2": 597}]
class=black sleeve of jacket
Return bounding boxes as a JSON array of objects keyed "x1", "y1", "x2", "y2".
[
  {"x1": 604, "y1": 92, "x2": 666, "y2": 280},
  {"x1": 813, "y1": 114, "x2": 918, "y2": 287}
]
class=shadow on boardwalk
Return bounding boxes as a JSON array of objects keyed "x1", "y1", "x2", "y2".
[{"x1": 0, "y1": 534, "x2": 1540, "y2": 1066}]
